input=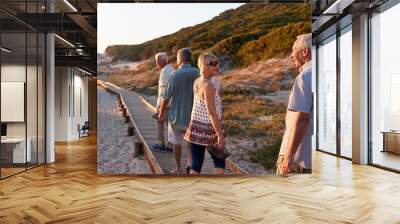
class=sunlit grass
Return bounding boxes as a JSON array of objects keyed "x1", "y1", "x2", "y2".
[{"x1": 222, "y1": 90, "x2": 286, "y2": 169}]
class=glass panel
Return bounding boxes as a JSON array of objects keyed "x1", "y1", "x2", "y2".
[
  {"x1": 1, "y1": 30, "x2": 27, "y2": 177},
  {"x1": 0, "y1": 1, "x2": 27, "y2": 14},
  {"x1": 317, "y1": 35, "x2": 337, "y2": 154},
  {"x1": 0, "y1": 1, "x2": 46, "y2": 178},
  {"x1": 38, "y1": 32, "x2": 45, "y2": 165},
  {"x1": 371, "y1": 4, "x2": 400, "y2": 171},
  {"x1": 339, "y1": 27, "x2": 352, "y2": 158},
  {"x1": 0, "y1": 2, "x2": 26, "y2": 32},
  {"x1": 26, "y1": 0, "x2": 39, "y2": 169},
  {"x1": 27, "y1": 30, "x2": 38, "y2": 169}
]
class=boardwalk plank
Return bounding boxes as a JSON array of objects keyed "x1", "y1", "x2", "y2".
[{"x1": 100, "y1": 82, "x2": 232, "y2": 175}]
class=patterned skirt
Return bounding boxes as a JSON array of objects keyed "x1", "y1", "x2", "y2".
[{"x1": 184, "y1": 119, "x2": 223, "y2": 146}]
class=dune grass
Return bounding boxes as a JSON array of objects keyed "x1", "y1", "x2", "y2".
[{"x1": 221, "y1": 89, "x2": 286, "y2": 169}]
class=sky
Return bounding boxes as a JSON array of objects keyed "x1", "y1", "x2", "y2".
[{"x1": 97, "y1": 3, "x2": 244, "y2": 53}]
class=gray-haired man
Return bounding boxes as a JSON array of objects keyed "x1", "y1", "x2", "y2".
[
  {"x1": 158, "y1": 48, "x2": 200, "y2": 174},
  {"x1": 277, "y1": 33, "x2": 313, "y2": 176},
  {"x1": 152, "y1": 52, "x2": 175, "y2": 152}
]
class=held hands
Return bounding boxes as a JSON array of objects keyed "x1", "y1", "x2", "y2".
[
  {"x1": 158, "y1": 111, "x2": 166, "y2": 122},
  {"x1": 156, "y1": 105, "x2": 160, "y2": 115}
]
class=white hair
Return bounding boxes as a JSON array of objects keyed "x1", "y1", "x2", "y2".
[
  {"x1": 296, "y1": 33, "x2": 312, "y2": 51},
  {"x1": 154, "y1": 52, "x2": 168, "y2": 62}
]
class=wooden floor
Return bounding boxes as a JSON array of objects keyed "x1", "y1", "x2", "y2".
[
  {"x1": 372, "y1": 150, "x2": 400, "y2": 171},
  {"x1": 0, "y1": 135, "x2": 400, "y2": 223},
  {"x1": 1, "y1": 167, "x2": 26, "y2": 178}
]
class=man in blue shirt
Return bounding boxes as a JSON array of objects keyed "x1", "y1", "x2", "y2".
[{"x1": 159, "y1": 48, "x2": 200, "y2": 174}]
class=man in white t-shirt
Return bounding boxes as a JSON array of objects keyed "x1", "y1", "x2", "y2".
[
  {"x1": 153, "y1": 52, "x2": 175, "y2": 152},
  {"x1": 276, "y1": 33, "x2": 313, "y2": 176}
]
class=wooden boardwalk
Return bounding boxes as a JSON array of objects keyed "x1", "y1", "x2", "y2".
[{"x1": 98, "y1": 81, "x2": 245, "y2": 175}]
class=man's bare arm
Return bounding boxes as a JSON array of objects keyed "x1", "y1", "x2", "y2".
[
  {"x1": 285, "y1": 110, "x2": 310, "y2": 161},
  {"x1": 158, "y1": 99, "x2": 169, "y2": 121}
]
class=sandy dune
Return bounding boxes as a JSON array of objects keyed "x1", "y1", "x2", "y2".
[{"x1": 97, "y1": 88, "x2": 151, "y2": 174}]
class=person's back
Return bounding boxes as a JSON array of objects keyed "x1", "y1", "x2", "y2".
[
  {"x1": 157, "y1": 63, "x2": 175, "y2": 108},
  {"x1": 153, "y1": 52, "x2": 175, "y2": 153},
  {"x1": 158, "y1": 47, "x2": 199, "y2": 174},
  {"x1": 167, "y1": 64, "x2": 200, "y2": 131}
]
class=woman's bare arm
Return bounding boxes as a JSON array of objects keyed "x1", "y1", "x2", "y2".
[{"x1": 203, "y1": 82, "x2": 224, "y2": 141}]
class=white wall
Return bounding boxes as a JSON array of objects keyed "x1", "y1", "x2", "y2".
[
  {"x1": 55, "y1": 66, "x2": 70, "y2": 141},
  {"x1": 1, "y1": 63, "x2": 46, "y2": 164},
  {"x1": 72, "y1": 73, "x2": 89, "y2": 137},
  {"x1": 1, "y1": 65, "x2": 28, "y2": 138},
  {"x1": 54, "y1": 67, "x2": 89, "y2": 141}
]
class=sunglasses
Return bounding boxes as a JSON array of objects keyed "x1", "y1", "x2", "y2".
[{"x1": 208, "y1": 60, "x2": 219, "y2": 67}]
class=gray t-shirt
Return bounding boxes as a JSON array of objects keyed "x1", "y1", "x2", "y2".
[
  {"x1": 162, "y1": 64, "x2": 200, "y2": 131},
  {"x1": 279, "y1": 62, "x2": 313, "y2": 169}
]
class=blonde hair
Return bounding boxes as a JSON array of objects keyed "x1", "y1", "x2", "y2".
[{"x1": 198, "y1": 52, "x2": 218, "y2": 70}]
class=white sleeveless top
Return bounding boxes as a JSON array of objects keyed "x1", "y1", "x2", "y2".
[
  {"x1": 191, "y1": 78, "x2": 223, "y2": 124},
  {"x1": 184, "y1": 77, "x2": 224, "y2": 146}
]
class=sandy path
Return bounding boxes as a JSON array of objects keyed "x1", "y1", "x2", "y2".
[{"x1": 97, "y1": 88, "x2": 151, "y2": 174}]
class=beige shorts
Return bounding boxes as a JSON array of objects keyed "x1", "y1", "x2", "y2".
[
  {"x1": 168, "y1": 123, "x2": 184, "y2": 145},
  {"x1": 275, "y1": 155, "x2": 311, "y2": 175}
]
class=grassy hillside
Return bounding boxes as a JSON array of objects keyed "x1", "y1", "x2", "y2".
[
  {"x1": 105, "y1": 3, "x2": 310, "y2": 68},
  {"x1": 103, "y1": 4, "x2": 311, "y2": 172}
]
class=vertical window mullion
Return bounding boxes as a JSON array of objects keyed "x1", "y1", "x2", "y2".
[
  {"x1": 367, "y1": 11, "x2": 373, "y2": 165},
  {"x1": 336, "y1": 29, "x2": 341, "y2": 157},
  {"x1": 316, "y1": 44, "x2": 320, "y2": 151},
  {"x1": 36, "y1": 0, "x2": 39, "y2": 167},
  {"x1": 0, "y1": 23, "x2": 2, "y2": 179},
  {"x1": 25, "y1": 0, "x2": 28, "y2": 171}
]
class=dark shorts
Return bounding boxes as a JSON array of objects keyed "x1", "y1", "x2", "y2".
[{"x1": 191, "y1": 143, "x2": 225, "y2": 173}]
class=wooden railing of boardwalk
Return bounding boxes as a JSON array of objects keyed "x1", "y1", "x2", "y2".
[
  {"x1": 98, "y1": 80, "x2": 163, "y2": 174},
  {"x1": 97, "y1": 80, "x2": 248, "y2": 175}
]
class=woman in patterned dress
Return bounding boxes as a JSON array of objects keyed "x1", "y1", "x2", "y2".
[{"x1": 184, "y1": 52, "x2": 226, "y2": 174}]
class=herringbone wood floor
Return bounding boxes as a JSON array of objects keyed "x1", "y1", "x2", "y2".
[{"x1": 0, "y1": 135, "x2": 399, "y2": 223}]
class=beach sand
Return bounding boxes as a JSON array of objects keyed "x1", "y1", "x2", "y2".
[{"x1": 97, "y1": 88, "x2": 151, "y2": 174}]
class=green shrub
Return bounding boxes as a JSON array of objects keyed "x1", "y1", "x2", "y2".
[
  {"x1": 224, "y1": 120, "x2": 242, "y2": 136},
  {"x1": 236, "y1": 22, "x2": 311, "y2": 67},
  {"x1": 249, "y1": 139, "x2": 282, "y2": 169}
]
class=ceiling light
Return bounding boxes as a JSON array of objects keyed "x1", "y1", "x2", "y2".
[
  {"x1": 63, "y1": 0, "x2": 78, "y2": 12},
  {"x1": 78, "y1": 67, "x2": 92, "y2": 76},
  {"x1": 1, "y1": 47, "x2": 11, "y2": 53},
  {"x1": 323, "y1": 0, "x2": 355, "y2": 15},
  {"x1": 54, "y1": 34, "x2": 75, "y2": 48},
  {"x1": 76, "y1": 49, "x2": 85, "y2": 55}
]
